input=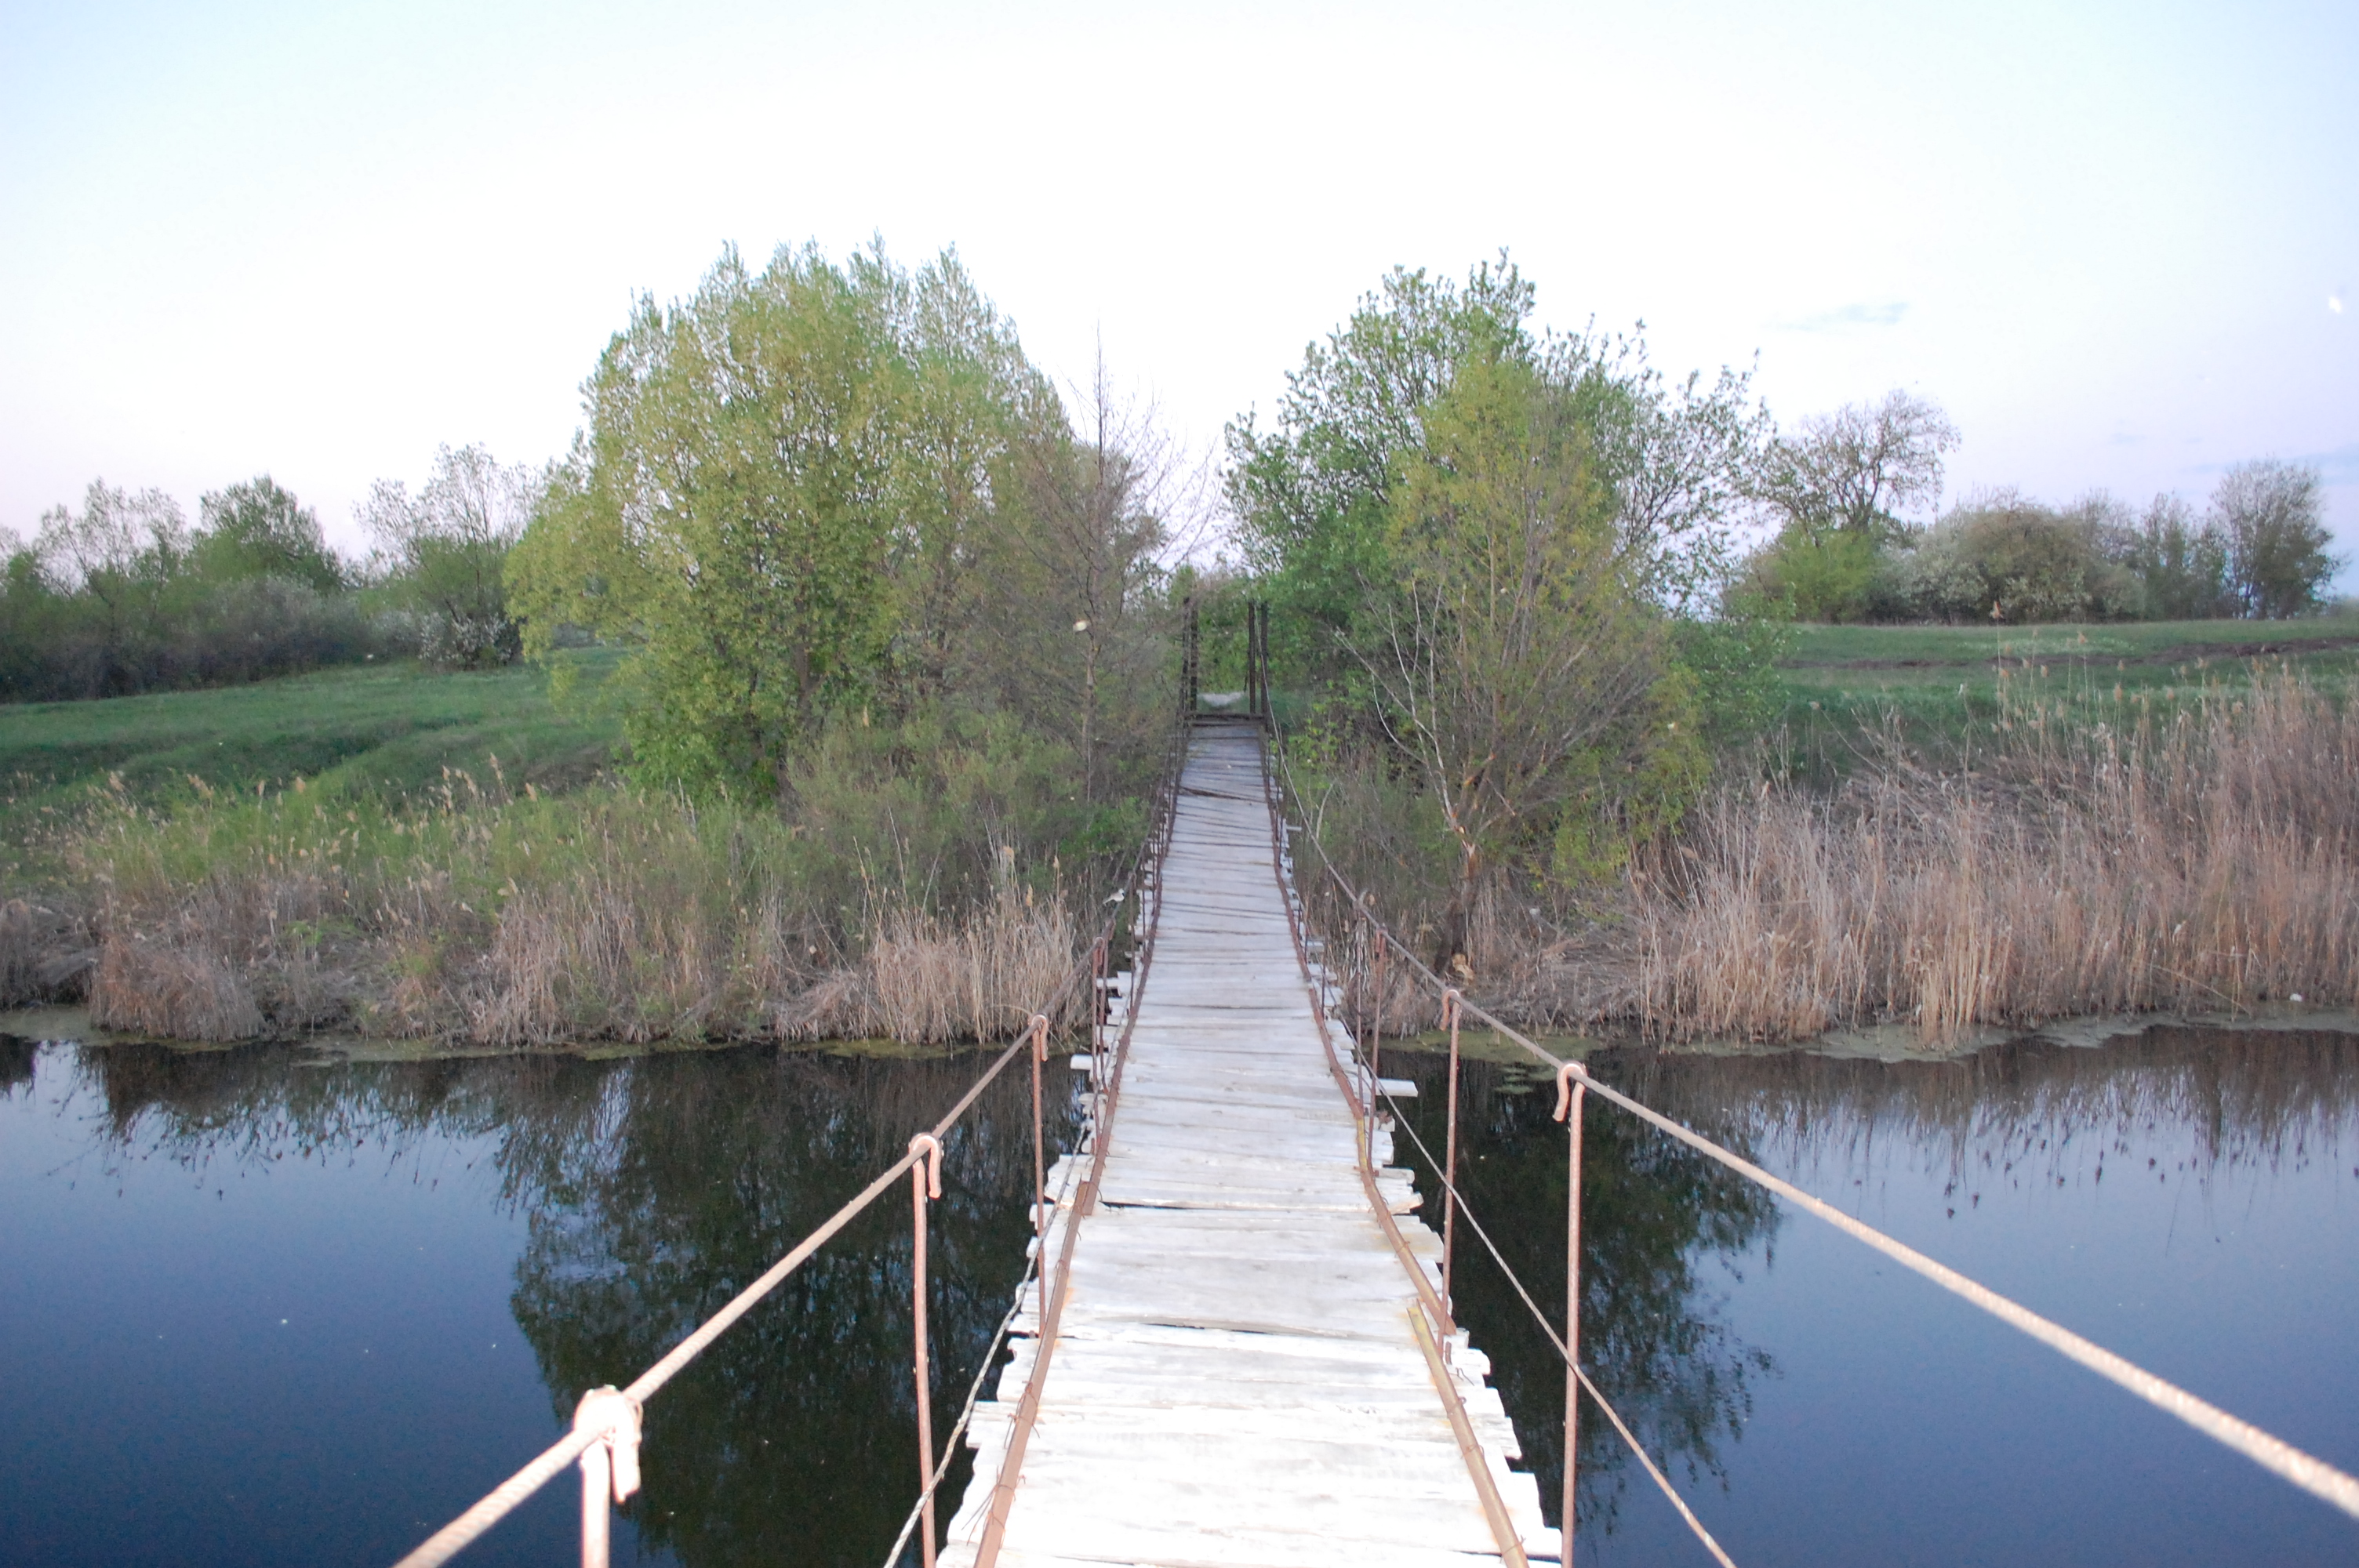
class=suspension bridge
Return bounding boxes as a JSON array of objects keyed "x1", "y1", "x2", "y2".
[
  {"x1": 937, "y1": 720, "x2": 1546, "y2": 1567},
  {"x1": 395, "y1": 692, "x2": 2359, "y2": 1568}
]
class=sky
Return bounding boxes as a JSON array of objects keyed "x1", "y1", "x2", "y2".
[{"x1": 4, "y1": 0, "x2": 2355, "y2": 575}]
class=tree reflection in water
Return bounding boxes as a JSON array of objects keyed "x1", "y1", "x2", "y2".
[
  {"x1": 1385, "y1": 1025, "x2": 2359, "y2": 1545},
  {"x1": 1385, "y1": 1045, "x2": 1781, "y2": 1538},
  {"x1": 56, "y1": 1023, "x2": 2359, "y2": 1566},
  {"x1": 71, "y1": 1039, "x2": 1075, "y2": 1568}
]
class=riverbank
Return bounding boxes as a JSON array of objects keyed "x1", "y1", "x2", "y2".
[
  {"x1": 10, "y1": 625, "x2": 2357, "y2": 1054},
  {"x1": 1297, "y1": 656, "x2": 2359, "y2": 1047}
]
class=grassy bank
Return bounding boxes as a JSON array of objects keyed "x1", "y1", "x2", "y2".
[
  {"x1": 1770, "y1": 609, "x2": 2359, "y2": 778},
  {"x1": 16, "y1": 616, "x2": 2357, "y2": 1052},
  {"x1": 0, "y1": 654, "x2": 623, "y2": 885},
  {"x1": 1289, "y1": 615, "x2": 2359, "y2": 1046},
  {"x1": 0, "y1": 659, "x2": 1148, "y2": 1045}
]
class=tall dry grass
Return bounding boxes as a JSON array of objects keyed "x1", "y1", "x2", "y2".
[
  {"x1": 1632, "y1": 673, "x2": 2359, "y2": 1040},
  {"x1": 71, "y1": 767, "x2": 1092, "y2": 1046}
]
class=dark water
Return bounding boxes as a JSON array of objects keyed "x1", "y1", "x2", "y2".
[
  {"x1": 1385, "y1": 1026, "x2": 2359, "y2": 1566},
  {"x1": 0, "y1": 1034, "x2": 1066, "y2": 1568},
  {"x1": 5, "y1": 1026, "x2": 2356, "y2": 1566}
]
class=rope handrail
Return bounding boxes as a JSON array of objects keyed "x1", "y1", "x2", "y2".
[
  {"x1": 394, "y1": 712, "x2": 1193, "y2": 1568},
  {"x1": 1267, "y1": 730, "x2": 2359, "y2": 1528}
]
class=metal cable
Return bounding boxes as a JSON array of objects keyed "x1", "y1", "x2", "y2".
[{"x1": 1270, "y1": 732, "x2": 2359, "y2": 1527}]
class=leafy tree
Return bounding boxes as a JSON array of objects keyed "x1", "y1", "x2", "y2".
[
  {"x1": 1225, "y1": 260, "x2": 1536, "y2": 647},
  {"x1": 1360, "y1": 353, "x2": 1700, "y2": 961},
  {"x1": 1557, "y1": 334, "x2": 1772, "y2": 613},
  {"x1": 192, "y1": 475, "x2": 344, "y2": 592},
  {"x1": 362, "y1": 444, "x2": 533, "y2": 669},
  {"x1": 2129, "y1": 494, "x2": 2232, "y2": 620},
  {"x1": 30, "y1": 481, "x2": 189, "y2": 694},
  {"x1": 2212, "y1": 459, "x2": 2338, "y2": 619},
  {"x1": 511, "y1": 242, "x2": 1064, "y2": 796},
  {"x1": 1755, "y1": 389, "x2": 1958, "y2": 547},
  {"x1": 1228, "y1": 256, "x2": 1768, "y2": 657}
]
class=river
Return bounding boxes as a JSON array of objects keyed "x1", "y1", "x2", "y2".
[{"x1": 3, "y1": 1018, "x2": 2354, "y2": 1566}]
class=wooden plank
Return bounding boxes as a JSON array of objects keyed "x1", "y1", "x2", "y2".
[{"x1": 940, "y1": 726, "x2": 1546, "y2": 1568}]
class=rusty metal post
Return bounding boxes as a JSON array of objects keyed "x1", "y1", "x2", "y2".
[
  {"x1": 907, "y1": 1134, "x2": 945, "y2": 1568},
  {"x1": 572, "y1": 1387, "x2": 639, "y2": 1568},
  {"x1": 1028, "y1": 1013, "x2": 1051, "y2": 1335},
  {"x1": 1370, "y1": 927, "x2": 1387, "y2": 1089},
  {"x1": 578, "y1": 1433, "x2": 610, "y2": 1568},
  {"x1": 1554, "y1": 1065, "x2": 1586, "y2": 1566},
  {"x1": 1441, "y1": 987, "x2": 1463, "y2": 1327}
]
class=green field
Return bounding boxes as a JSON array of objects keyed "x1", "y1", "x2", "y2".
[
  {"x1": 1771, "y1": 612, "x2": 2359, "y2": 772},
  {"x1": 0, "y1": 654, "x2": 621, "y2": 884},
  {"x1": 8, "y1": 612, "x2": 2356, "y2": 882}
]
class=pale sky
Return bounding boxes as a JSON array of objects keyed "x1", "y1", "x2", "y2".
[{"x1": 5, "y1": 0, "x2": 2354, "y2": 578}]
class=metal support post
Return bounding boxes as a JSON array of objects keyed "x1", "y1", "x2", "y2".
[
  {"x1": 907, "y1": 1134, "x2": 945, "y2": 1568},
  {"x1": 1554, "y1": 1065, "x2": 1586, "y2": 1566},
  {"x1": 1028, "y1": 1013, "x2": 1051, "y2": 1335},
  {"x1": 572, "y1": 1386, "x2": 639, "y2": 1568},
  {"x1": 1441, "y1": 987, "x2": 1463, "y2": 1333}
]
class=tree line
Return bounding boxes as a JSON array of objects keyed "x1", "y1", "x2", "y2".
[
  {"x1": 1739, "y1": 390, "x2": 2339, "y2": 624},
  {"x1": 0, "y1": 446, "x2": 533, "y2": 702}
]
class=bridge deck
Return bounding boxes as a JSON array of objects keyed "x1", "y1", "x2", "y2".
[{"x1": 943, "y1": 724, "x2": 1550, "y2": 1568}]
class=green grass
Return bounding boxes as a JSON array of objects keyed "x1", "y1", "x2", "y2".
[
  {"x1": 0, "y1": 653, "x2": 622, "y2": 885},
  {"x1": 1782, "y1": 612, "x2": 2359, "y2": 668},
  {"x1": 1769, "y1": 612, "x2": 2359, "y2": 777}
]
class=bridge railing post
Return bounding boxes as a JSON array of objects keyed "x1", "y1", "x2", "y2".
[
  {"x1": 1439, "y1": 987, "x2": 1463, "y2": 1344},
  {"x1": 572, "y1": 1387, "x2": 638, "y2": 1568},
  {"x1": 1554, "y1": 1065, "x2": 1586, "y2": 1566},
  {"x1": 907, "y1": 1134, "x2": 946, "y2": 1568},
  {"x1": 1029, "y1": 1014, "x2": 1051, "y2": 1340}
]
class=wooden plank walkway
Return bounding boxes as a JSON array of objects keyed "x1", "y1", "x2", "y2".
[{"x1": 943, "y1": 722, "x2": 1551, "y2": 1568}]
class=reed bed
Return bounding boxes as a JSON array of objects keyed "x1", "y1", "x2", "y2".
[
  {"x1": 1630, "y1": 672, "x2": 2359, "y2": 1040},
  {"x1": 63, "y1": 767, "x2": 1092, "y2": 1047}
]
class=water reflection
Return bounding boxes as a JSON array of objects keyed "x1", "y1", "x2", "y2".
[
  {"x1": 11, "y1": 1022, "x2": 2357, "y2": 1567},
  {"x1": 9, "y1": 1037, "x2": 1070, "y2": 1568},
  {"x1": 1392, "y1": 1025, "x2": 2359, "y2": 1563},
  {"x1": 1387, "y1": 1047, "x2": 1781, "y2": 1535}
]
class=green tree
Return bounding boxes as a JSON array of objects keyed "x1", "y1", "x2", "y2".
[
  {"x1": 1225, "y1": 260, "x2": 1535, "y2": 646},
  {"x1": 31, "y1": 481, "x2": 189, "y2": 694},
  {"x1": 362, "y1": 445, "x2": 532, "y2": 670},
  {"x1": 1362, "y1": 354, "x2": 1699, "y2": 962},
  {"x1": 2213, "y1": 459, "x2": 2338, "y2": 619},
  {"x1": 511, "y1": 242, "x2": 1063, "y2": 796},
  {"x1": 2132, "y1": 494, "x2": 2232, "y2": 619},
  {"x1": 1755, "y1": 390, "x2": 1958, "y2": 548},
  {"x1": 191, "y1": 475, "x2": 344, "y2": 591},
  {"x1": 1228, "y1": 256, "x2": 1768, "y2": 661}
]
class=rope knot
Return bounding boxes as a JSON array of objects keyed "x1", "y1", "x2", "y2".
[
  {"x1": 572, "y1": 1385, "x2": 642, "y2": 1502},
  {"x1": 1027, "y1": 1014, "x2": 1051, "y2": 1062},
  {"x1": 907, "y1": 1133, "x2": 943, "y2": 1200},
  {"x1": 1441, "y1": 986, "x2": 1463, "y2": 1029}
]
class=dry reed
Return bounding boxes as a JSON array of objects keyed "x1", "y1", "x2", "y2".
[
  {"x1": 64, "y1": 773, "x2": 1092, "y2": 1047},
  {"x1": 1632, "y1": 673, "x2": 2359, "y2": 1041}
]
